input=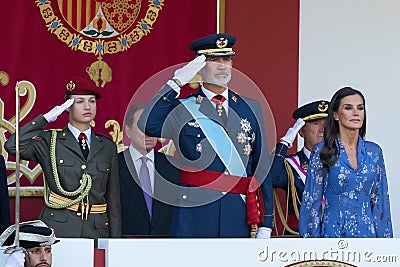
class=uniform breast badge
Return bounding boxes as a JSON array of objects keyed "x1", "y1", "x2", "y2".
[
  {"x1": 236, "y1": 118, "x2": 254, "y2": 156},
  {"x1": 301, "y1": 162, "x2": 308, "y2": 170}
]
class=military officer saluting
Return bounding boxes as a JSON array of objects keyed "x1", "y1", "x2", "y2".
[
  {"x1": 270, "y1": 100, "x2": 329, "y2": 235},
  {"x1": 138, "y1": 33, "x2": 273, "y2": 238},
  {"x1": 5, "y1": 78, "x2": 121, "y2": 245}
]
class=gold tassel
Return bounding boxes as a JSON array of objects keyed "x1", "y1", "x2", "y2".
[{"x1": 85, "y1": 195, "x2": 89, "y2": 220}]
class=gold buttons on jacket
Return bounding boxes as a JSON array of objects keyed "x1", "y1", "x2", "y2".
[
  {"x1": 59, "y1": 159, "x2": 64, "y2": 164},
  {"x1": 81, "y1": 164, "x2": 87, "y2": 170}
]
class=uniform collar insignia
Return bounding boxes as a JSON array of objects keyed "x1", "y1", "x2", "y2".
[{"x1": 231, "y1": 95, "x2": 237, "y2": 103}]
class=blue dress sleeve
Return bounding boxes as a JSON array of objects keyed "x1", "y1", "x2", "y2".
[{"x1": 371, "y1": 146, "x2": 393, "y2": 237}]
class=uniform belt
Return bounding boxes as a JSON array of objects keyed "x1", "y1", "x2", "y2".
[
  {"x1": 48, "y1": 191, "x2": 107, "y2": 214},
  {"x1": 180, "y1": 167, "x2": 265, "y2": 225}
]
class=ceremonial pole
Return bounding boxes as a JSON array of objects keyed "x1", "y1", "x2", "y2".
[{"x1": 14, "y1": 81, "x2": 21, "y2": 246}]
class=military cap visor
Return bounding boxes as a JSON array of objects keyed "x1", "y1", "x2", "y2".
[
  {"x1": 0, "y1": 220, "x2": 59, "y2": 249},
  {"x1": 189, "y1": 33, "x2": 236, "y2": 57},
  {"x1": 293, "y1": 100, "x2": 329, "y2": 122}
]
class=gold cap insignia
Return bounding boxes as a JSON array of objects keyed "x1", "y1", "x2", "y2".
[
  {"x1": 66, "y1": 80, "x2": 76, "y2": 91},
  {"x1": 216, "y1": 37, "x2": 228, "y2": 49},
  {"x1": 318, "y1": 101, "x2": 328, "y2": 112}
]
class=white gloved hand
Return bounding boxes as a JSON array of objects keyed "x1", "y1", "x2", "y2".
[
  {"x1": 173, "y1": 54, "x2": 206, "y2": 86},
  {"x1": 256, "y1": 227, "x2": 272, "y2": 239},
  {"x1": 5, "y1": 249, "x2": 25, "y2": 267},
  {"x1": 280, "y1": 118, "x2": 305, "y2": 147},
  {"x1": 43, "y1": 98, "x2": 74, "y2": 123}
]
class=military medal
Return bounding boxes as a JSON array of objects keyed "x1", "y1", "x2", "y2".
[
  {"x1": 196, "y1": 143, "x2": 202, "y2": 152},
  {"x1": 216, "y1": 104, "x2": 224, "y2": 117},
  {"x1": 301, "y1": 162, "x2": 308, "y2": 170},
  {"x1": 81, "y1": 139, "x2": 87, "y2": 150},
  {"x1": 251, "y1": 132, "x2": 256, "y2": 143},
  {"x1": 237, "y1": 132, "x2": 247, "y2": 144},
  {"x1": 240, "y1": 118, "x2": 252, "y2": 133},
  {"x1": 243, "y1": 144, "x2": 252, "y2": 156},
  {"x1": 188, "y1": 121, "x2": 200, "y2": 128},
  {"x1": 196, "y1": 95, "x2": 203, "y2": 104},
  {"x1": 237, "y1": 118, "x2": 254, "y2": 156}
]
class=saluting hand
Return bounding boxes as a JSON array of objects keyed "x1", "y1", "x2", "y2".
[
  {"x1": 43, "y1": 98, "x2": 74, "y2": 123},
  {"x1": 280, "y1": 118, "x2": 305, "y2": 147},
  {"x1": 173, "y1": 54, "x2": 206, "y2": 87}
]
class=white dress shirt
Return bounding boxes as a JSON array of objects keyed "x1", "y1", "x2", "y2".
[
  {"x1": 68, "y1": 123, "x2": 92, "y2": 149},
  {"x1": 202, "y1": 86, "x2": 229, "y2": 116}
]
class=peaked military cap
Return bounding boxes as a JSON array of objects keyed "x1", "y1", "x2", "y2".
[
  {"x1": 65, "y1": 77, "x2": 101, "y2": 99},
  {"x1": 293, "y1": 100, "x2": 329, "y2": 122},
  {"x1": 189, "y1": 33, "x2": 236, "y2": 57},
  {"x1": 0, "y1": 220, "x2": 59, "y2": 249}
]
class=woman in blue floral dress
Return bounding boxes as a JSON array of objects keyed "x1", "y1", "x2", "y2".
[{"x1": 299, "y1": 87, "x2": 392, "y2": 238}]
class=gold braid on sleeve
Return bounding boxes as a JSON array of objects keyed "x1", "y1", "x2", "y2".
[{"x1": 43, "y1": 130, "x2": 92, "y2": 209}]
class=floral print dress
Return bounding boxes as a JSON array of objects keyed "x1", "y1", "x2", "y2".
[{"x1": 299, "y1": 137, "x2": 393, "y2": 238}]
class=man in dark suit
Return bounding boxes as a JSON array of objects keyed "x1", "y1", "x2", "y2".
[
  {"x1": 5, "y1": 78, "x2": 121, "y2": 245},
  {"x1": 0, "y1": 154, "x2": 11, "y2": 232},
  {"x1": 138, "y1": 33, "x2": 273, "y2": 238},
  {"x1": 270, "y1": 100, "x2": 329, "y2": 235},
  {"x1": 119, "y1": 103, "x2": 179, "y2": 236}
]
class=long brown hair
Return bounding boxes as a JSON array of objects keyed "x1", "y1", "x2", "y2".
[{"x1": 320, "y1": 87, "x2": 366, "y2": 171}]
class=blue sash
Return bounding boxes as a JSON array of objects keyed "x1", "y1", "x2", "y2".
[{"x1": 180, "y1": 97, "x2": 246, "y2": 177}]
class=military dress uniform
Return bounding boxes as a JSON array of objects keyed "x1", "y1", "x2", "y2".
[
  {"x1": 4, "y1": 78, "x2": 121, "y2": 241},
  {"x1": 271, "y1": 100, "x2": 328, "y2": 235},
  {"x1": 138, "y1": 34, "x2": 273, "y2": 237}
]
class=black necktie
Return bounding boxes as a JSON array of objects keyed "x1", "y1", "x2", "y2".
[
  {"x1": 211, "y1": 95, "x2": 227, "y2": 126},
  {"x1": 78, "y1": 133, "x2": 89, "y2": 160}
]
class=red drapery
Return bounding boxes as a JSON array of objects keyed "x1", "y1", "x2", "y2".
[{"x1": 0, "y1": 0, "x2": 216, "y2": 221}]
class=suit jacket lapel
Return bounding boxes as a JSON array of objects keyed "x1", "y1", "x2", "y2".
[{"x1": 122, "y1": 149, "x2": 151, "y2": 222}]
